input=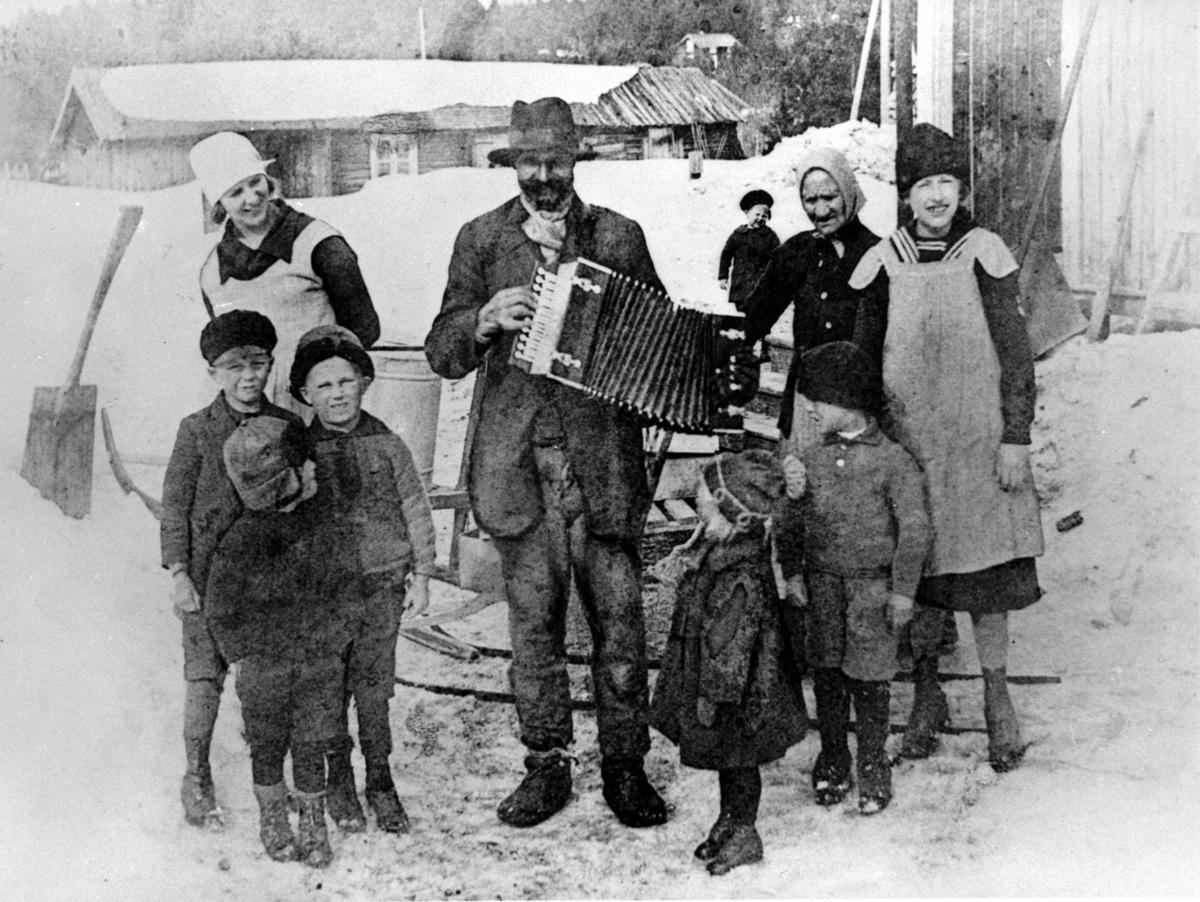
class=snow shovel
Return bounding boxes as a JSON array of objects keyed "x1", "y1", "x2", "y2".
[{"x1": 20, "y1": 205, "x2": 142, "y2": 518}]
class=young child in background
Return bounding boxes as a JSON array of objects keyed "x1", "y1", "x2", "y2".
[
  {"x1": 205, "y1": 417, "x2": 362, "y2": 867},
  {"x1": 651, "y1": 451, "x2": 807, "y2": 876},
  {"x1": 160, "y1": 309, "x2": 302, "y2": 829},
  {"x1": 289, "y1": 324, "x2": 436, "y2": 835},
  {"x1": 777, "y1": 341, "x2": 931, "y2": 814},
  {"x1": 717, "y1": 189, "x2": 780, "y2": 311}
]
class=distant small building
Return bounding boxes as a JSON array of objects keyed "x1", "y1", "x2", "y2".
[
  {"x1": 46, "y1": 60, "x2": 748, "y2": 198},
  {"x1": 674, "y1": 32, "x2": 741, "y2": 70}
]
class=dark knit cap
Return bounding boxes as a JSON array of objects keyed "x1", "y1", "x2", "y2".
[
  {"x1": 223, "y1": 416, "x2": 311, "y2": 511},
  {"x1": 896, "y1": 122, "x2": 969, "y2": 195},
  {"x1": 288, "y1": 324, "x2": 375, "y2": 404},
  {"x1": 702, "y1": 450, "x2": 786, "y2": 530},
  {"x1": 739, "y1": 188, "x2": 774, "y2": 211},
  {"x1": 797, "y1": 341, "x2": 882, "y2": 413},
  {"x1": 200, "y1": 309, "x2": 277, "y2": 364}
]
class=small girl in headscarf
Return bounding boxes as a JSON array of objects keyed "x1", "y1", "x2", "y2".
[{"x1": 650, "y1": 451, "x2": 807, "y2": 877}]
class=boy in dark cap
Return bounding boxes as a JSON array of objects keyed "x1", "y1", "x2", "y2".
[
  {"x1": 777, "y1": 341, "x2": 931, "y2": 814},
  {"x1": 161, "y1": 309, "x2": 303, "y2": 829},
  {"x1": 651, "y1": 450, "x2": 807, "y2": 876},
  {"x1": 718, "y1": 188, "x2": 780, "y2": 311},
  {"x1": 289, "y1": 324, "x2": 437, "y2": 835},
  {"x1": 206, "y1": 417, "x2": 362, "y2": 867}
]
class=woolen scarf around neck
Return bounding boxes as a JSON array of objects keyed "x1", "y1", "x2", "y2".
[{"x1": 520, "y1": 194, "x2": 571, "y2": 266}]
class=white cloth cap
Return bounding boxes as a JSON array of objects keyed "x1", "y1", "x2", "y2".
[{"x1": 188, "y1": 132, "x2": 274, "y2": 205}]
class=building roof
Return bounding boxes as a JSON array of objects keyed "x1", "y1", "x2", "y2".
[
  {"x1": 50, "y1": 59, "x2": 643, "y2": 144},
  {"x1": 678, "y1": 33, "x2": 741, "y2": 49},
  {"x1": 365, "y1": 66, "x2": 748, "y2": 133}
]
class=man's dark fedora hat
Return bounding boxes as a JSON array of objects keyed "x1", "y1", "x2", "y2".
[{"x1": 488, "y1": 96, "x2": 596, "y2": 167}]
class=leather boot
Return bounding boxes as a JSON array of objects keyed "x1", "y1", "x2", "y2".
[
  {"x1": 693, "y1": 811, "x2": 736, "y2": 862},
  {"x1": 900, "y1": 655, "x2": 949, "y2": 759},
  {"x1": 181, "y1": 681, "x2": 222, "y2": 828},
  {"x1": 706, "y1": 824, "x2": 763, "y2": 876},
  {"x1": 325, "y1": 751, "x2": 366, "y2": 833},
  {"x1": 295, "y1": 790, "x2": 334, "y2": 868},
  {"x1": 497, "y1": 748, "x2": 573, "y2": 828},
  {"x1": 601, "y1": 756, "x2": 668, "y2": 828},
  {"x1": 366, "y1": 785, "x2": 411, "y2": 834},
  {"x1": 811, "y1": 668, "x2": 852, "y2": 805},
  {"x1": 253, "y1": 783, "x2": 297, "y2": 862},
  {"x1": 983, "y1": 667, "x2": 1025, "y2": 772},
  {"x1": 851, "y1": 680, "x2": 893, "y2": 815}
]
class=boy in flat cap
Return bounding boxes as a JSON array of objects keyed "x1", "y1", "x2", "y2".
[
  {"x1": 206, "y1": 416, "x2": 362, "y2": 867},
  {"x1": 718, "y1": 188, "x2": 780, "y2": 311},
  {"x1": 290, "y1": 324, "x2": 436, "y2": 836},
  {"x1": 778, "y1": 341, "x2": 931, "y2": 814},
  {"x1": 161, "y1": 309, "x2": 303, "y2": 830}
]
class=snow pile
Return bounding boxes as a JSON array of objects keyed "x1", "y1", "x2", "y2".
[
  {"x1": 2, "y1": 146, "x2": 1198, "y2": 899},
  {"x1": 765, "y1": 119, "x2": 897, "y2": 184}
]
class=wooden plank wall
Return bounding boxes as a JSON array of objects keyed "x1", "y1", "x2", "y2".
[
  {"x1": 1060, "y1": 0, "x2": 1200, "y2": 295},
  {"x1": 952, "y1": 0, "x2": 1062, "y2": 250}
]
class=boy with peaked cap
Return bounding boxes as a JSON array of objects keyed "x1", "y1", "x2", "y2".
[
  {"x1": 206, "y1": 416, "x2": 362, "y2": 867},
  {"x1": 289, "y1": 324, "x2": 437, "y2": 835},
  {"x1": 161, "y1": 309, "x2": 303, "y2": 829},
  {"x1": 777, "y1": 341, "x2": 931, "y2": 814},
  {"x1": 718, "y1": 189, "x2": 780, "y2": 311},
  {"x1": 651, "y1": 450, "x2": 807, "y2": 876}
]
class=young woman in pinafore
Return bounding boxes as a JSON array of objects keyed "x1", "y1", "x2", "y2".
[{"x1": 850, "y1": 123, "x2": 1044, "y2": 772}]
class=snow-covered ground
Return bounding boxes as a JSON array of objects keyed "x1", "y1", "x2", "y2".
[{"x1": 1, "y1": 127, "x2": 1198, "y2": 899}]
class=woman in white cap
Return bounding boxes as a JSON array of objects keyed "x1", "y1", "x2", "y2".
[{"x1": 189, "y1": 132, "x2": 380, "y2": 414}]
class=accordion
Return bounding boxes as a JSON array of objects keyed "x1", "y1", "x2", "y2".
[{"x1": 510, "y1": 257, "x2": 744, "y2": 433}]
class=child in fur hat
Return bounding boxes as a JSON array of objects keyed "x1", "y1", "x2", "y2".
[
  {"x1": 160, "y1": 309, "x2": 303, "y2": 830},
  {"x1": 650, "y1": 450, "x2": 807, "y2": 876},
  {"x1": 288, "y1": 324, "x2": 437, "y2": 835},
  {"x1": 717, "y1": 188, "x2": 780, "y2": 311},
  {"x1": 777, "y1": 341, "x2": 931, "y2": 814},
  {"x1": 206, "y1": 416, "x2": 362, "y2": 867}
]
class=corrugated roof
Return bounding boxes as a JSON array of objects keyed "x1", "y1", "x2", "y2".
[{"x1": 51, "y1": 59, "x2": 642, "y2": 143}]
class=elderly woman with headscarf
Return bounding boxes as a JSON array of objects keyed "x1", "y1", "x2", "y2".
[
  {"x1": 188, "y1": 132, "x2": 380, "y2": 415},
  {"x1": 743, "y1": 148, "x2": 880, "y2": 450}
]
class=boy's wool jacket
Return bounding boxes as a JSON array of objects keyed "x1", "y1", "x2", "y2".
[
  {"x1": 651, "y1": 534, "x2": 807, "y2": 770},
  {"x1": 424, "y1": 194, "x2": 663, "y2": 540},
  {"x1": 160, "y1": 394, "x2": 303, "y2": 594},
  {"x1": 778, "y1": 423, "x2": 932, "y2": 596},
  {"x1": 718, "y1": 223, "x2": 781, "y2": 308},
  {"x1": 308, "y1": 410, "x2": 437, "y2": 580},
  {"x1": 205, "y1": 498, "x2": 363, "y2": 663}
]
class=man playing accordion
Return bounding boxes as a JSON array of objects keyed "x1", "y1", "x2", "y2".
[{"x1": 425, "y1": 97, "x2": 671, "y2": 831}]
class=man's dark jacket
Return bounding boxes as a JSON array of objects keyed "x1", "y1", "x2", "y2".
[{"x1": 425, "y1": 194, "x2": 663, "y2": 540}]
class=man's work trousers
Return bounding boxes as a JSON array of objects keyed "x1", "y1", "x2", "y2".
[{"x1": 491, "y1": 447, "x2": 651, "y2": 759}]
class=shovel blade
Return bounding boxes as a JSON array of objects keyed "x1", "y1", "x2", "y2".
[
  {"x1": 1020, "y1": 244, "x2": 1088, "y2": 358},
  {"x1": 20, "y1": 384, "x2": 99, "y2": 519}
]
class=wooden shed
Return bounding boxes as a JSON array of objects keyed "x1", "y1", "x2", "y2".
[
  {"x1": 46, "y1": 60, "x2": 745, "y2": 198},
  {"x1": 363, "y1": 65, "x2": 748, "y2": 175}
]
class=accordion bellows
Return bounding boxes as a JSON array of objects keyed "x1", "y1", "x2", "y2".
[{"x1": 511, "y1": 258, "x2": 744, "y2": 434}]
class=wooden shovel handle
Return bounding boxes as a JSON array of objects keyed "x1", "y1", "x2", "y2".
[{"x1": 63, "y1": 205, "x2": 143, "y2": 391}]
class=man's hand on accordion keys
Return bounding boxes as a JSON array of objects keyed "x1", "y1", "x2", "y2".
[
  {"x1": 476, "y1": 286, "x2": 538, "y2": 342},
  {"x1": 715, "y1": 342, "x2": 761, "y2": 408}
]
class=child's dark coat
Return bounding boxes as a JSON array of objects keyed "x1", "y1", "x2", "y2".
[{"x1": 651, "y1": 534, "x2": 807, "y2": 770}]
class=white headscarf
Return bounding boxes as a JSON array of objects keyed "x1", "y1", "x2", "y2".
[{"x1": 793, "y1": 147, "x2": 868, "y2": 225}]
